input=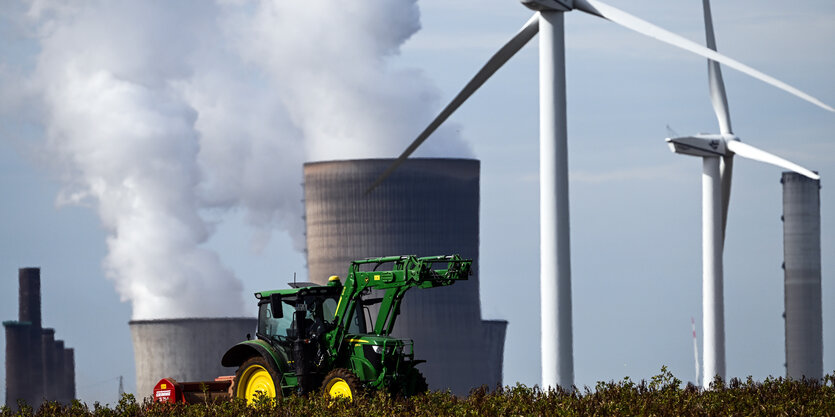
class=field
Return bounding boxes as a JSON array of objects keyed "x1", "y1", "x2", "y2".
[{"x1": 4, "y1": 369, "x2": 834, "y2": 416}]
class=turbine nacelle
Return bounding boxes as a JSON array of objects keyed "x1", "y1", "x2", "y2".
[
  {"x1": 666, "y1": 134, "x2": 819, "y2": 180},
  {"x1": 521, "y1": 0, "x2": 573, "y2": 12},
  {"x1": 665, "y1": 134, "x2": 736, "y2": 158}
]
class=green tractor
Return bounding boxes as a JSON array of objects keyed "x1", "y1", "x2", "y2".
[{"x1": 221, "y1": 254, "x2": 471, "y2": 401}]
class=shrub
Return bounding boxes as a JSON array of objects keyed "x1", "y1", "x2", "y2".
[{"x1": 3, "y1": 370, "x2": 833, "y2": 416}]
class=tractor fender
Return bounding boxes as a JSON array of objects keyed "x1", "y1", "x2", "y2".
[
  {"x1": 221, "y1": 339, "x2": 287, "y2": 373},
  {"x1": 349, "y1": 355, "x2": 378, "y2": 384}
]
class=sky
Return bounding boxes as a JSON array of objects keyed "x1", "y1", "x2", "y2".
[{"x1": 1, "y1": 0, "x2": 833, "y2": 406}]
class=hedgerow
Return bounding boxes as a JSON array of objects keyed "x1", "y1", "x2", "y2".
[{"x1": 3, "y1": 369, "x2": 833, "y2": 416}]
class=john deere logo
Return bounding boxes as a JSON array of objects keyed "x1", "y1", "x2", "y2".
[{"x1": 709, "y1": 140, "x2": 719, "y2": 150}]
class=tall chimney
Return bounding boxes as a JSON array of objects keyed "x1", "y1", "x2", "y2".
[
  {"x1": 18, "y1": 268, "x2": 41, "y2": 329},
  {"x1": 781, "y1": 172, "x2": 823, "y2": 380}
]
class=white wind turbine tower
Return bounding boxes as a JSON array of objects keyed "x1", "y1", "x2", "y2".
[
  {"x1": 367, "y1": 0, "x2": 834, "y2": 389},
  {"x1": 666, "y1": 0, "x2": 821, "y2": 389}
]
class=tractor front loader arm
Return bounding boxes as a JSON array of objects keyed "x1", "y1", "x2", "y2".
[{"x1": 331, "y1": 255, "x2": 471, "y2": 346}]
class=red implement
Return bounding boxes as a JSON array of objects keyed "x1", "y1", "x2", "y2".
[{"x1": 153, "y1": 376, "x2": 234, "y2": 404}]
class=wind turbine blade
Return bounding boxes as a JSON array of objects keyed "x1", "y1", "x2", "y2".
[
  {"x1": 573, "y1": 0, "x2": 835, "y2": 113},
  {"x1": 726, "y1": 140, "x2": 819, "y2": 180},
  {"x1": 719, "y1": 155, "x2": 733, "y2": 244},
  {"x1": 365, "y1": 13, "x2": 540, "y2": 194},
  {"x1": 702, "y1": 0, "x2": 732, "y2": 135}
]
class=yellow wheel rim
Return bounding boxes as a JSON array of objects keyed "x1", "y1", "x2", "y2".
[
  {"x1": 327, "y1": 378, "x2": 353, "y2": 399},
  {"x1": 238, "y1": 364, "x2": 276, "y2": 404}
]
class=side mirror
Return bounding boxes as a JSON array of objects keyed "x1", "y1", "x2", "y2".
[{"x1": 269, "y1": 293, "x2": 283, "y2": 319}]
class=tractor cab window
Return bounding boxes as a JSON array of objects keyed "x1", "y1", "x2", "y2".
[
  {"x1": 321, "y1": 297, "x2": 337, "y2": 323},
  {"x1": 305, "y1": 295, "x2": 364, "y2": 334},
  {"x1": 348, "y1": 304, "x2": 366, "y2": 334},
  {"x1": 300, "y1": 296, "x2": 330, "y2": 339},
  {"x1": 343, "y1": 297, "x2": 367, "y2": 335},
  {"x1": 258, "y1": 300, "x2": 294, "y2": 339},
  {"x1": 302, "y1": 296, "x2": 335, "y2": 325},
  {"x1": 318, "y1": 295, "x2": 365, "y2": 335}
]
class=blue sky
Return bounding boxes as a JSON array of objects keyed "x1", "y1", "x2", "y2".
[{"x1": 1, "y1": 0, "x2": 833, "y2": 405}]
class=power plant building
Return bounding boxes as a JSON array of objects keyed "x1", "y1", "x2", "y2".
[
  {"x1": 781, "y1": 172, "x2": 823, "y2": 380},
  {"x1": 130, "y1": 318, "x2": 257, "y2": 399},
  {"x1": 3, "y1": 268, "x2": 75, "y2": 409},
  {"x1": 303, "y1": 158, "x2": 507, "y2": 395}
]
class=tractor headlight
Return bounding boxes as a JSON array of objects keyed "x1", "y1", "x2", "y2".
[{"x1": 372, "y1": 345, "x2": 383, "y2": 354}]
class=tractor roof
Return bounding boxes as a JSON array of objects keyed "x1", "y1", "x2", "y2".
[{"x1": 255, "y1": 284, "x2": 340, "y2": 300}]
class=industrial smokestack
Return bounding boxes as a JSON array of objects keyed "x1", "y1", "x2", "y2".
[
  {"x1": 129, "y1": 318, "x2": 256, "y2": 398},
  {"x1": 19, "y1": 268, "x2": 41, "y2": 329},
  {"x1": 781, "y1": 172, "x2": 823, "y2": 380},
  {"x1": 303, "y1": 158, "x2": 506, "y2": 395}
]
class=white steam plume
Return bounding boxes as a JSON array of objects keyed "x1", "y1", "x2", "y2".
[
  {"x1": 2, "y1": 0, "x2": 471, "y2": 320},
  {"x1": 225, "y1": 0, "x2": 469, "y2": 160}
]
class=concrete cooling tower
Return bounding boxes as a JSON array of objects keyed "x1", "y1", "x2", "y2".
[
  {"x1": 781, "y1": 172, "x2": 823, "y2": 380},
  {"x1": 130, "y1": 318, "x2": 256, "y2": 399},
  {"x1": 303, "y1": 158, "x2": 507, "y2": 395}
]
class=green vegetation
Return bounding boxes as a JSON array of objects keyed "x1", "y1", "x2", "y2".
[{"x1": 4, "y1": 369, "x2": 834, "y2": 416}]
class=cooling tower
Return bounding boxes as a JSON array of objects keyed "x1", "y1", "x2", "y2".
[
  {"x1": 781, "y1": 172, "x2": 823, "y2": 380},
  {"x1": 304, "y1": 158, "x2": 507, "y2": 395},
  {"x1": 130, "y1": 318, "x2": 256, "y2": 399}
]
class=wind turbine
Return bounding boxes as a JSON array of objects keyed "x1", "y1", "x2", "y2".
[
  {"x1": 665, "y1": 0, "x2": 820, "y2": 389},
  {"x1": 367, "y1": 0, "x2": 833, "y2": 389}
]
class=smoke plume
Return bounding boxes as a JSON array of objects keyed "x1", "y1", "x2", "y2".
[{"x1": 1, "y1": 0, "x2": 471, "y2": 319}]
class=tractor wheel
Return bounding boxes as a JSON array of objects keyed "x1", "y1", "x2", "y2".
[
  {"x1": 322, "y1": 368, "x2": 362, "y2": 400},
  {"x1": 232, "y1": 356, "x2": 281, "y2": 404}
]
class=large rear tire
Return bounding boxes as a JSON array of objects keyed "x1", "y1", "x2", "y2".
[
  {"x1": 232, "y1": 356, "x2": 281, "y2": 404},
  {"x1": 322, "y1": 368, "x2": 362, "y2": 400}
]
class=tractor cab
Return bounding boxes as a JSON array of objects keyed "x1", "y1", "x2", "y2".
[{"x1": 256, "y1": 286, "x2": 349, "y2": 345}]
